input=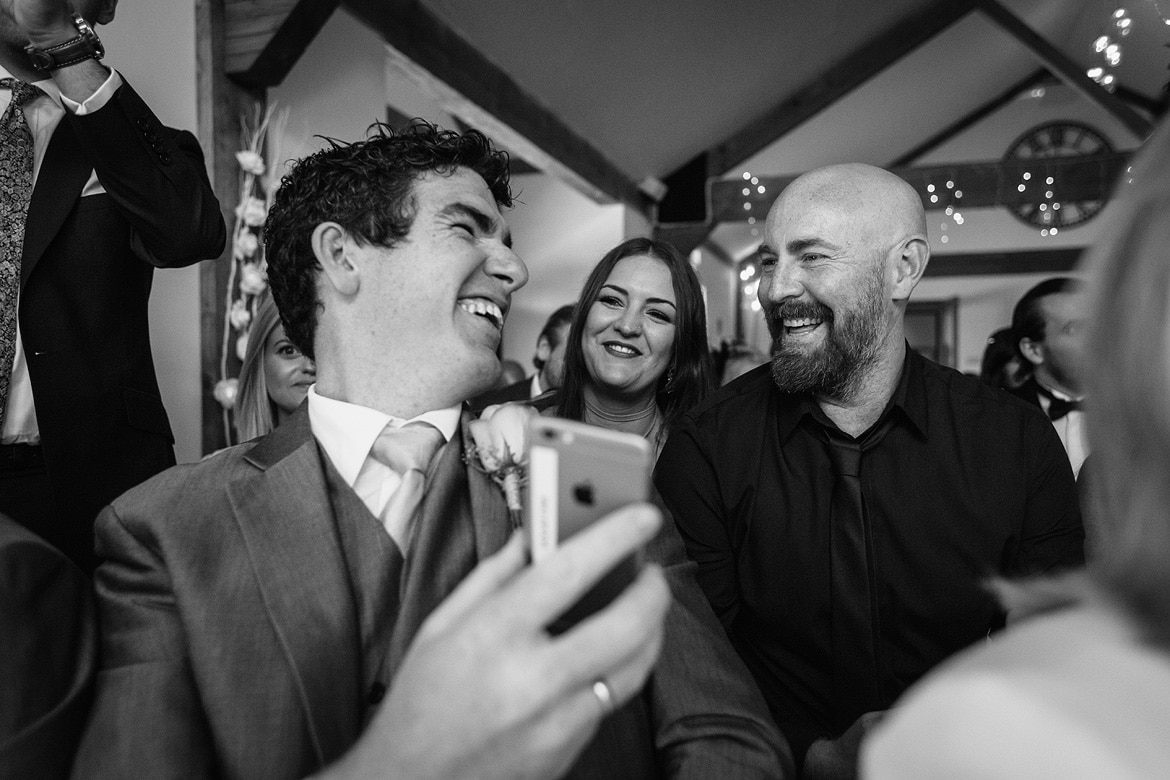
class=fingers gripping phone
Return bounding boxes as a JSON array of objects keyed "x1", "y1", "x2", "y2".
[{"x1": 525, "y1": 417, "x2": 653, "y2": 631}]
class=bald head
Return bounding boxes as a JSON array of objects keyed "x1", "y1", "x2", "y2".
[{"x1": 773, "y1": 163, "x2": 927, "y2": 245}]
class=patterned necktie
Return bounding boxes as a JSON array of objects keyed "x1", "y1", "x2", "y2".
[
  {"x1": 368, "y1": 422, "x2": 445, "y2": 550},
  {"x1": 0, "y1": 78, "x2": 40, "y2": 415}
]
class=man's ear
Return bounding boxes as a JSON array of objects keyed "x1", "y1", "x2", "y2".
[
  {"x1": 1018, "y1": 337, "x2": 1045, "y2": 367},
  {"x1": 891, "y1": 236, "x2": 930, "y2": 301},
  {"x1": 312, "y1": 222, "x2": 360, "y2": 297},
  {"x1": 93, "y1": 0, "x2": 118, "y2": 25}
]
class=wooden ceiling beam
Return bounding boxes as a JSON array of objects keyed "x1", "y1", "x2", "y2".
[
  {"x1": 924, "y1": 248, "x2": 1082, "y2": 277},
  {"x1": 975, "y1": 0, "x2": 1152, "y2": 139},
  {"x1": 343, "y1": 0, "x2": 646, "y2": 211},
  {"x1": 889, "y1": 69, "x2": 1050, "y2": 168},
  {"x1": 228, "y1": 0, "x2": 338, "y2": 88},
  {"x1": 709, "y1": 152, "x2": 1132, "y2": 223},
  {"x1": 704, "y1": 0, "x2": 979, "y2": 179}
]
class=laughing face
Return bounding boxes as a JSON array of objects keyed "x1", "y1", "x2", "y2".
[
  {"x1": 350, "y1": 167, "x2": 527, "y2": 404},
  {"x1": 582, "y1": 254, "x2": 678, "y2": 402},
  {"x1": 757, "y1": 170, "x2": 906, "y2": 401}
]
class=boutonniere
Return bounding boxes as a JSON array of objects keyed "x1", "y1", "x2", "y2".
[{"x1": 466, "y1": 403, "x2": 536, "y2": 529}]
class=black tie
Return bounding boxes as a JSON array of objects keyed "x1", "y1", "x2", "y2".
[
  {"x1": 821, "y1": 415, "x2": 895, "y2": 730},
  {"x1": 1034, "y1": 383, "x2": 1083, "y2": 421},
  {"x1": 1, "y1": 78, "x2": 40, "y2": 416}
]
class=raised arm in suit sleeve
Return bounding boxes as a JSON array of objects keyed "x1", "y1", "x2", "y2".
[
  {"x1": 1011, "y1": 410, "x2": 1085, "y2": 578},
  {"x1": 71, "y1": 502, "x2": 217, "y2": 779},
  {"x1": 643, "y1": 496, "x2": 793, "y2": 778},
  {"x1": 654, "y1": 417, "x2": 742, "y2": 631},
  {"x1": 66, "y1": 77, "x2": 226, "y2": 267}
]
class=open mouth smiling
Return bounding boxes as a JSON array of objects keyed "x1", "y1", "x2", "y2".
[
  {"x1": 603, "y1": 341, "x2": 642, "y2": 358},
  {"x1": 457, "y1": 297, "x2": 504, "y2": 329}
]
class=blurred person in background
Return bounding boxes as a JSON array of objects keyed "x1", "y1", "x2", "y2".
[
  {"x1": 979, "y1": 326, "x2": 1025, "y2": 391},
  {"x1": 234, "y1": 294, "x2": 316, "y2": 441}
]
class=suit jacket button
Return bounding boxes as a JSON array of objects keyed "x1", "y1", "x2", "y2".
[{"x1": 367, "y1": 681, "x2": 386, "y2": 705}]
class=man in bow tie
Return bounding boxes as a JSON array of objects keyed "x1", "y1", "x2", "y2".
[
  {"x1": 74, "y1": 122, "x2": 789, "y2": 779},
  {"x1": 0, "y1": 0, "x2": 225, "y2": 574},
  {"x1": 1010, "y1": 277, "x2": 1090, "y2": 478}
]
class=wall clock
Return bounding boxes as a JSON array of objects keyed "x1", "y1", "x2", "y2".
[{"x1": 1002, "y1": 120, "x2": 1114, "y2": 229}]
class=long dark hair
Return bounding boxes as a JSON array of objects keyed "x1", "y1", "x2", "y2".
[{"x1": 557, "y1": 237, "x2": 713, "y2": 432}]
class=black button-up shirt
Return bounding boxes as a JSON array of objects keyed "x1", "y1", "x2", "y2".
[{"x1": 655, "y1": 348, "x2": 1084, "y2": 760}]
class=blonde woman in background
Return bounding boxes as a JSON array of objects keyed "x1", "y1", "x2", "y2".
[
  {"x1": 235, "y1": 294, "x2": 316, "y2": 441},
  {"x1": 863, "y1": 117, "x2": 1170, "y2": 778}
]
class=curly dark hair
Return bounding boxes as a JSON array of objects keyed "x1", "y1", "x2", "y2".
[
  {"x1": 263, "y1": 120, "x2": 513, "y2": 360},
  {"x1": 557, "y1": 237, "x2": 713, "y2": 435}
]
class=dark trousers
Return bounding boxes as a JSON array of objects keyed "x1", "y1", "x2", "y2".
[{"x1": 0, "y1": 447, "x2": 93, "y2": 574}]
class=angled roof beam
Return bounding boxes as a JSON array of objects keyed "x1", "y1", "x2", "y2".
[
  {"x1": 229, "y1": 0, "x2": 340, "y2": 88},
  {"x1": 975, "y1": 0, "x2": 1152, "y2": 139},
  {"x1": 889, "y1": 69, "x2": 1050, "y2": 168},
  {"x1": 703, "y1": 0, "x2": 979, "y2": 179},
  {"x1": 342, "y1": 0, "x2": 645, "y2": 210}
]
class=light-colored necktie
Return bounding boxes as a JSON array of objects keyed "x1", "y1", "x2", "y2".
[
  {"x1": 0, "y1": 78, "x2": 40, "y2": 415},
  {"x1": 368, "y1": 422, "x2": 445, "y2": 550}
]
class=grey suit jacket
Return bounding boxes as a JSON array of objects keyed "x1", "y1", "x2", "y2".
[{"x1": 73, "y1": 408, "x2": 789, "y2": 778}]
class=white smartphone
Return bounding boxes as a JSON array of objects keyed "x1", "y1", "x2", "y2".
[{"x1": 525, "y1": 416, "x2": 653, "y2": 628}]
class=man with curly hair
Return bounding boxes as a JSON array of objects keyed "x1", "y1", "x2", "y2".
[{"x1": 73, "y1": 123, "x2": 789, "y2": 779}]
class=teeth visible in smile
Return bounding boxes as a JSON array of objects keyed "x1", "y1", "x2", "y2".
[
  {"x1": 606, "y1": 343, "x2": 639, "y2": 356},
  {"x1": 458, "y1": 298, "x2": 503, "y2": 327},
  {"x1": 783, "y1": 317, "x2": 821, "y2": 328}
]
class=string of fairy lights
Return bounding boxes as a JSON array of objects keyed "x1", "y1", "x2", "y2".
[{"x1": 733, "y1": 1, "x2": 1166, "y2": 308}]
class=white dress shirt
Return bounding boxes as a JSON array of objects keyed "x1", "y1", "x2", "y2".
[
  {"x1": 1, "y1": 65, "x2": 123, "y2": 444},
  {"x1": 1033, "y1": 380, "x2": 1089, "y2": 478},
  {"x1": 306, "y1": 385, "x2": 459, "y2": 546}
]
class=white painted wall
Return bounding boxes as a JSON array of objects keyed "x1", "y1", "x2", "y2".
[{"x1": 103, "y1": 1, "x2": 202, "y2": 462}]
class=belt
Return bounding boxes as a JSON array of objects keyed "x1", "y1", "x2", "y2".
[{"x1": 0, "y1": 443, "x2": 44, "y2": 470}]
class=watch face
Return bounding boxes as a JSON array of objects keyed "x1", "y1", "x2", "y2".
[{"x1": 1003, "y1": 121, "x2": 1114, "y2": 229}]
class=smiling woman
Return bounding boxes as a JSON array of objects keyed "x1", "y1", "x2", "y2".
[{"x1": 555, "y1": 237, "x2": 713, "y2": 458}]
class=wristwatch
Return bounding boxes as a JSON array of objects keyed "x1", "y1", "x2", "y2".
[{"x1": 24, "y1": 13, "x2": 104, "y2": 72}]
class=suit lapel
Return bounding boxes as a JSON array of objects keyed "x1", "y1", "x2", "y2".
[
  {"x1": 22, "y1": 119, "x2": 90, "y2": 286},
  {"x1": 227, "y1": 410, "x2": 361, "y2": 766}
]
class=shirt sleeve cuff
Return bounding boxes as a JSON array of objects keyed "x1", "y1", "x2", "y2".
[{"x1": 60, "y1": 67, "x2": 122, "y2": 115}]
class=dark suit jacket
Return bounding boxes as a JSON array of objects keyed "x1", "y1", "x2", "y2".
[
  {"x1": 74, "y1": 407, "x2": 789, "y2": 778},
  {"x1": 0, "y1": 513, "x2": 96, "y2": 779},
  {"x1": 469, "y1": 375, "x2": 533, "y2": 412},
  {"x1": 15, "y1": 77, "x2": 225, "y2": 567}
]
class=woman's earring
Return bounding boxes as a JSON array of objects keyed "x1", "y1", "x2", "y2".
[{"x1": 665, "y1": 365, "x2": 675, "y2": 389}]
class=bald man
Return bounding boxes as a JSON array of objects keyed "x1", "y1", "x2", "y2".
[{"x1": 656, "y1": 164, "x2": 1084, "y2": 778}]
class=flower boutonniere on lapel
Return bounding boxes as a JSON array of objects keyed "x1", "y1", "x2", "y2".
[{"x1": 467, "y1": 403, "x2": 537, "y2": 529}]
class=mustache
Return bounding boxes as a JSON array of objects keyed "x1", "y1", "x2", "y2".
[{"x1": 763, "y1": 299, "x2": 833, "y2": 326}]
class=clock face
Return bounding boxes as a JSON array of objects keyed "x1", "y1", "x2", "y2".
[{"x1": 1003, "y1": 121, "x2": 1114, "y2": 229}]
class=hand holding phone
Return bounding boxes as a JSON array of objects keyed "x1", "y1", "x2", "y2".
[{"x1": 525, "y1": 417, "x2": 653, "y2": 630}]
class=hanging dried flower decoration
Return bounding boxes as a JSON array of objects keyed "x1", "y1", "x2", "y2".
[{"x1": 213, "y1": 103, "x2": 289, "y2": 444}]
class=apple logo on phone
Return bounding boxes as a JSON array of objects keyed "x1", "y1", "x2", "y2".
[{"x1": 573, "y1": 481, "x2": 595, "y2": 506}]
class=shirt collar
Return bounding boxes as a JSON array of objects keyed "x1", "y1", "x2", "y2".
[
  {"x1": 530, "y1": 373, "x2": 544, "y2": 398},
  {"x1": 775, "y1": 345, "x2": 927, "y2": 444},
  {"x1": 306, "y1": 384, "x2": 460, "y2": 486},
  {"x1": 0, "y1": 64, "x2": 62, "y2": 109}
]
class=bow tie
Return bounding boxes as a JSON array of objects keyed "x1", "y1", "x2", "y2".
[{"x1": 1034, "y1": 383, "x2": 1083, "y2": 421}]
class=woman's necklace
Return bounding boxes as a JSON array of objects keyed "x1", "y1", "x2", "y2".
[{"x1": 583, "y1": 397, "x2": 662, "y2": 442}]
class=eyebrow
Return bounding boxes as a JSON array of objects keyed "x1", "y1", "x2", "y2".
[
  {"x1": 601, "y1": 283, "x2": 677, "y2": 309},
  {"x1": 786, "y1": 237, "x2": 840, "y2": 254},
  {"x1": 441, "y1": 202, "x2": 513, "y2": 248}
]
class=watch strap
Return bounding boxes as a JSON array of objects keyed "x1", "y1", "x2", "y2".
[{"x1": 24, "y1": 14, "x2": 104, "y2": 72}]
